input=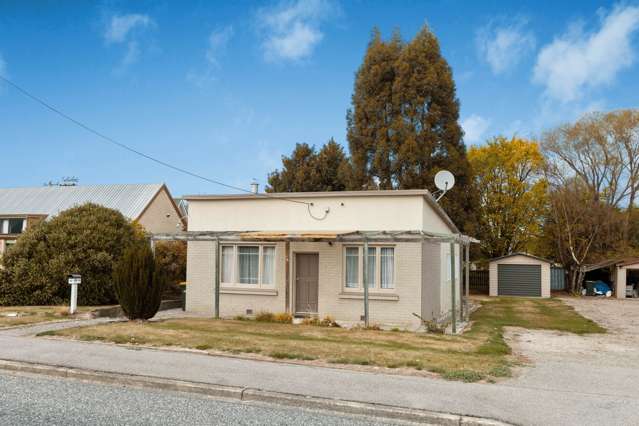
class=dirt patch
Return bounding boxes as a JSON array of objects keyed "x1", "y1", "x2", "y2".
[{"x1": 506, "y1": 297, "x2": 639, "y2": 367}]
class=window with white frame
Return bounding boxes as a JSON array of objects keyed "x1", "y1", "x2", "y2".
[
  {"x1": 0, "y1": 218, "x2": 26, "y2": 235},
  {"x1": 344, "y1": 246, "x2": 395, "y2": 290},
  {"x1": 220, "y1": 245, "x2": 276, "y2": 287}
]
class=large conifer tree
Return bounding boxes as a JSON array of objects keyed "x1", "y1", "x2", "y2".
[{"x1": 347, "y1": 26, "x2": 476, "y2": 231}]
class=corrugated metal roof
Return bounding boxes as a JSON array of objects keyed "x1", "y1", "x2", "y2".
[{"x1": 0, "y1": 184, "x2": 163, "y2": 220}]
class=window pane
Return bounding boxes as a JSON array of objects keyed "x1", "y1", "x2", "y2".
[
  {"x1": 262, "y1": 246, "x2": 275, "y2": 285},
  {"x1": 8, "y1": 219, "x2": 24, "y2": 234},
  {"x1": 221, "y1": 246, "x2": 234, "y2": 283},
  {"x1": 345, "y1": 247, "x2": 359, "y2": 288},
  {"x1": 238, "y1": 246, "x2": 259, "y2": 284},
  {"x1": 366, "y1": 247, "x2": 376, "y2": 288},
  {"x1": 381, "y1": 248, "x2": 394, "y2": 289}
]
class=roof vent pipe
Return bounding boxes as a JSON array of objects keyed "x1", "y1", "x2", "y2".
[{"x1": 250, "y1": 181, "x2": 259, "y2": 194}]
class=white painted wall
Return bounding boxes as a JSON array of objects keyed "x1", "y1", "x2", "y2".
[
  {"x1": 440, "y1": 242, "x2": 461, "y2": 317},
  {"x1": 187, "y1": 193, "x2": 454, "y2": 234}
]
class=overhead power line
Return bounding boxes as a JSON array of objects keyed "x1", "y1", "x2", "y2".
[{"x1": 0, "y1": 74, "x2": 310, "y2": 206}]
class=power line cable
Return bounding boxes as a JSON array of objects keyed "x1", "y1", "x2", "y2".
[{"x1": 0, "y1": 74, "x2": 311, "y2": 206}]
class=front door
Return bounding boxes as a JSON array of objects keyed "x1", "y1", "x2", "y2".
[{"x1": 295, "y1": 253, "x2": 319, "y2": 314}]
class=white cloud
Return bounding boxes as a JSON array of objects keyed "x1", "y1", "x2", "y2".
[
  {"x1": 206, "y1": 26, "x2": 234, "y2": 66},
  {"x1": 104, "y1": 13, "x2": 152, "y2": 44},
  {"x1": 256, "y1": 0, "x2": 337, "y2": 62},
  {"x1": 533, "y1": 5, "x2": 639, "y2": 102},
  {"x1": 477, "y1": 17, "x2": 535, "y2": 74},
  {"x1": 103, "y1": 13, "x2": 155, "y2": 72},
  {"x1": 186, "y1": 26, "x2": 234, "y2": 86},
  {"x1": 461, "y1": 114, "x2": 490, "y2": 144}
]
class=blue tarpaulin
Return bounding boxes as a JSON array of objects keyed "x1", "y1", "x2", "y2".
[{"x1": 593, "y1": 280, "x2": 611, "y2": 295}]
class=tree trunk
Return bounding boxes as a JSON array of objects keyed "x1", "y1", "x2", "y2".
[{"x1": 568, "y1": 266, "x2": 584, "y2": 295}]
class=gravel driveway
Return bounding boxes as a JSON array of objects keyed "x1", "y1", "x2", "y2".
[{"x1": 504, "y1": 296, "x2": 639, "y2": 418}]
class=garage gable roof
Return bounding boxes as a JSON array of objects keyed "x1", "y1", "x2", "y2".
[{"x1": 489, "y1": 252, "x2": 553, "y2": 264}]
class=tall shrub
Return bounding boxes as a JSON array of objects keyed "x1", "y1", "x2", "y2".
[
  {"x1": 0, "y1": 204, "x2": 140, "y2": 306},
  {"x1": 113, "y1": 242, "x2": 166, "y2": 320}
]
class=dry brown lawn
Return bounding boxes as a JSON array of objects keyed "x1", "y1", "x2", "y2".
[{"x1": 44, "y1": 297, "x2": 604, "y2": 382}]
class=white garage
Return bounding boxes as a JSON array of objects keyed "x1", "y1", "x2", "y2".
[{"x1": 489, "y1": 253, "x2": 551, "y2": 298}]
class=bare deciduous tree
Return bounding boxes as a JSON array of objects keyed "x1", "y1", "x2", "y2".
[
  {"x1": 544, "y1": 179, "x2": 624, "y2": 293},
  {"x1": 542, "y1": 110, "x2": 639, "y2": 244}
]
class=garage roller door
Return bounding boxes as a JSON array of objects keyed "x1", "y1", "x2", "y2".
[{"x1": 498, "y1": 264, "x2": 541, "y2": 297}]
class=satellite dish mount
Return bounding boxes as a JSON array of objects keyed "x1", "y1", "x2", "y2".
[{"x1": 433, "y1": 170, "x2": 455, "y2": 202}]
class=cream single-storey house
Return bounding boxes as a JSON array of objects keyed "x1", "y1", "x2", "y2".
[
  {"x1": 179, "y1": 189, "x2": 474, "y2": 330},
  {"x1": 0, "y1": 183, "x2": 185, "y2": 256}
]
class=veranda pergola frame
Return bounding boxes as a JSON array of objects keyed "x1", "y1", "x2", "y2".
[{"x1": 151, "y1": 230, "x2": 478, "y2": 332}]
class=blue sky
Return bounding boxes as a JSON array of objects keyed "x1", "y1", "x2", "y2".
[{"x1": 1, "y1": 0, "x2": 638, "y2": 196}]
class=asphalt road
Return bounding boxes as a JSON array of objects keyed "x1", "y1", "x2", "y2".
[{"x1": 0, "y1": 371, "x2": 404, "y2": 426}]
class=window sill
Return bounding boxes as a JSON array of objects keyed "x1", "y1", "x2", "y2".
[
  {"x1": 220, "y1": 287, "x2": 278, "y2": 296},
  {"x1": 338, "y1": 292, "x2": 399, "y2": 301}
]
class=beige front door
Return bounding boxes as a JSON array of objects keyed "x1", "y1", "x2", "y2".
[{"x1": 295, "y1": 253, "x2": 319, "y2": 314}]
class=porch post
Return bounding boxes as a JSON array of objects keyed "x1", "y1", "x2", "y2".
[
  {"x1": 363, "y1": 237, "x2": 369, "y2": 327},
  {"x1": 285, "y1": 241, "x2": 291, "y2": 313},
  {"x1": 459, "y1": 242, "x2": 464, "y2": 320},
  {"x1": 465, "y1": 243, "x2": 470, "y2": 321},
  {"x1": 450, "y1": 241, "x2": 456, "y2": 334},
  {"x1": 214, "y1": 238, "x2": 220, "y2": 319}
]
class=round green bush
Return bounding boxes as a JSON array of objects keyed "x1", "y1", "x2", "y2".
[{"x1": 0, "y1": 203, "x2": 142, "y2": 306}]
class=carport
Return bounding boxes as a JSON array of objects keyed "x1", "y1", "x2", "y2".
[
  {"x1": 613, "y1": 259, "x2": 639, "y2": 299},
  {"x1": 489, "y1": 253, "x2": 551, "y2": 298},
  {"x1": 581, "y1": 258, "x2": 639, "y2": 299}
]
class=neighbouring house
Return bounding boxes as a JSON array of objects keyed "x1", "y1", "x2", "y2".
[
  {"x1": 180, "y1": 189, "x2": 474, "y2": 330},
  {"x1": 582, "y1": 258, "x2": 639, "y2": 299},
  {"x1": 489, "y1": 253, "x2": 552, "y2": 298},
  {"x1": 0, "y1": 183, "x2": 185, "y2": 256}
]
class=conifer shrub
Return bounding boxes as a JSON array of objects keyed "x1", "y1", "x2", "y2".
[{"x1": 113, "y1": 242, "x2": 166, "y2": 320}]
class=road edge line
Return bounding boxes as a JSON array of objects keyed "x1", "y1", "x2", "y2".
[{"x1": 0, "y1": 359, "x2": 511, "y2": 426}]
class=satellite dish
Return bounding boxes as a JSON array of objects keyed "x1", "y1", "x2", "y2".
[{"x1": 434, "y1": 170, "x2": 455, "y2": 192}]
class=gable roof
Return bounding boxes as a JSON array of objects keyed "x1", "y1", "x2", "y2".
[
  {"x1": 0, "y1": 183, "x2": 166, "y2": 221},
  {"x1": 583, "y1": 257, "x2": 639, "y2": 271},
  {"x1": 489, "y1": 252, "x2": 553, "y2": 264},
  {"x1": 184, "y1": 189, "x2": 460, "y2": 234},
  {"x1": 618, "y1": 258, "x2": 639, "y2": 267}
]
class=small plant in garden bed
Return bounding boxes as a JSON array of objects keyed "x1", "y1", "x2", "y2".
[
  {"x1": 301, "y1": 316, "x2": 340, "y2": 327},
  {"x1": 255, "y1": 312, "x2": 292, "y2": 324}
]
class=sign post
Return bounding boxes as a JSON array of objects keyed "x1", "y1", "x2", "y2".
[{"x1": 67, "y1": 274, "x2": 81, "y2": 314}]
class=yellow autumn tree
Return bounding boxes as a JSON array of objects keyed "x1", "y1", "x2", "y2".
[{"x1": 469, "y1": 136, "x2": 548, "y2": 259}]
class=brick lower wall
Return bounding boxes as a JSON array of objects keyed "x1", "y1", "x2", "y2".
[{"x1": 186, "y1": 239, "x2": 444, "y2": 329}]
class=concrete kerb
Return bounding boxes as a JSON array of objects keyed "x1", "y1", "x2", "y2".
[{"x1": 0, "y1": 359, "x2": 511, "y2": 426}]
